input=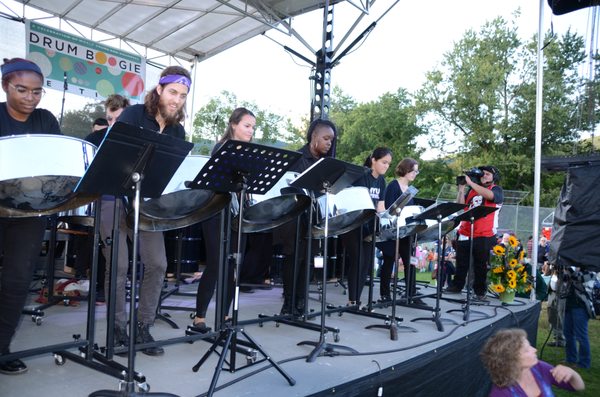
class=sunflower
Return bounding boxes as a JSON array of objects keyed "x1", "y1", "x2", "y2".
[
  {"x1": 487, "y1": 236, "x2": 533, "y2": 296},
  {"x1": 493, "y1": 245, "x2": 506, "y2": 256}
]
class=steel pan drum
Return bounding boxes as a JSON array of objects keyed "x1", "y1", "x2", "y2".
[
  {"x1": 0, "y1": 134, "x2": 97, "y2": 217},
  {"x1": 132, "y1": 155, "x2": 231, "y2": 232},
  {"x1": 240, "y1": 171, "x2": 311, "y2": 233},
  {"x1": 417, "y1": 219, "x2": 457, "y2": 242},
  {"x1": 313, "y1": 186, "x2": 376, "y2": 238},
  {"x1": 57, "y1": 202, "x2": 96, "y2": 229},
  {"x1": 374, "y1": 205, "x2": 431, "y2": 242}
]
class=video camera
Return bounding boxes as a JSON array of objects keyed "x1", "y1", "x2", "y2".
[{"x1": 456, "y1": 167, "x2": 484, "y2": 185}]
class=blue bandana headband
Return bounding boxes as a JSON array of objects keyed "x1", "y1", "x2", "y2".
[
  {"x1": 158, "y1": 74, "x2": 191, "y2": 88},
  {"x1": 1, "y1": 60, "x2": 43, "y2": 77}
]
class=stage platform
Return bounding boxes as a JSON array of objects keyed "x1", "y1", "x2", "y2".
[{"x1": 1, "y1": 280, "x2": 540, "y2": 397}]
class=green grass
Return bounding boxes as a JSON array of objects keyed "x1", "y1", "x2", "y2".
[
  {"x1": 537, "y1": 303, "x2": 599, "y2": 397},
  {"x1": 410, "y1": 271, "x2": 599, "y2": 396}
]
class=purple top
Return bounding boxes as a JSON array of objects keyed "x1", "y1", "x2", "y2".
[{"x1": 489, "y1": 361, "x2": 576, "y2": 397}]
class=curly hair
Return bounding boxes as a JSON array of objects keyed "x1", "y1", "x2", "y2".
[
  {"x1": 394, "y1": 157, "x2": 418, "y2": 177},
  {"x1": 144, "y1": 65, "x2": 190, "y2": 124},
  {"x1": 480, "y1": 328, "x2": 527, "y2": 387}
]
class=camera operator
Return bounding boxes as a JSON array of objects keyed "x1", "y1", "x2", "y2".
[
  {"x1": 445, "y1": 166, "x2": 503, "y2": 301},
  {"x1": 559, "y1": 266, "x2": 597, "y2": 369}
]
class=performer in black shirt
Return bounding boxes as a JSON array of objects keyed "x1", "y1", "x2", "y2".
[
  {"x1": 101, "y1": 66, "x2": 190, "y2": 356},
  {"x1": 341, "y1": 147, "x2": 391, "y2": 306},
  {"x1": 377, "y1": 158, "x2": 420, "y2": 302},
  {"x1": 274, "y1": 119, "x2": 337, "y2": 317},
  {"x1": 189, "y1": 107, "x2": 256, "y2": 333},
  {"x1": 0, "y1": 58, "x2": 60, "y2": 375}
]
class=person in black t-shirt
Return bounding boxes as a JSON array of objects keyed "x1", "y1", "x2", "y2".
[
  {"x1": 341, "y1": 147, "x2": 391, "y2": 307},
  {"x1": 274, "y1": 119, "x2": 337, "y2": 317},
  {"x1": 0, "y1": 58, "x2": 60, "y2": 375},
  {"x1": 377, "y1": 158, "x2": 420, "y2": 302},
  {"x1": 99, "y1": 67, "x2": 191, "y2": 356}
]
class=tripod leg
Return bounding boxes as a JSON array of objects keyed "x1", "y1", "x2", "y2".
[{"x1": 240, "y1": 330, "x2": 296, "y2": 385}]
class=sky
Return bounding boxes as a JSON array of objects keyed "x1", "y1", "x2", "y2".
[{"x1": 0, "y1": 0, "x2": 594, "y2": 142}]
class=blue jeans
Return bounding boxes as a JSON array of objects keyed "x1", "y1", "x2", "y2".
[{"x1": 563, "y1": 306, "x2": 590, "y2": 368}]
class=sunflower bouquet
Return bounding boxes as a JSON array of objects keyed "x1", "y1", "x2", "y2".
[{"x1": 488, "y1": 235, "x2": 533, "y2": 297}]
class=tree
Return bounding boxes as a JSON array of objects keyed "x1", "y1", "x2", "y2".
[
  {"x1": 60, "y1": 102, "x2": 105, "y2": 138},
  {"x1": 334, "y1": 89, "x2": 424, "y2": 166},
  {"x1": 191, "y1": 90, "x2": 291, "y2": 145},
  {"x1": 414, "y1": 13, "x2": 589, "y2": 206}
]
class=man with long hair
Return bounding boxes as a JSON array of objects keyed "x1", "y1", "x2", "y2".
[{"x1": 106, "y1": 66, "x2": 191, "y2": 355}]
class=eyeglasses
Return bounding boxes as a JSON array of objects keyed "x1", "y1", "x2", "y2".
[
  {"x1": 411, "y1": 169, "x2": 420, "y2": 175},
  {"x1": 7, "y1": 82, "x2": 45, "y2": 98}
]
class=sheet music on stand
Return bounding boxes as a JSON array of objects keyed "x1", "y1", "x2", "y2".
[
  {"x1": 75, "y1": 121, "x2": 193, "y2": 197},
  {"x1": 188, "y1": 140, "x2": 301, "y2": 194},
  {"x1": 290, "y1": 157, "x2": 365, "y2": 194}
]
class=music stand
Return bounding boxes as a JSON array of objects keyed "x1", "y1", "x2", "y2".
[
  {"x1": 70, "y1": 121, "x2": 191, "y2": 396},
  {"x1": 410, "y1": 202, "x2": 463, "y2": 331},
  {"x1": 446, "y1": 205, "x2": 498, "y2": 322},
  {"x1": 365, "y1": 187, "x2": 420, "y2": 340},
  {"x1": 188, "y1": 140, "x2": 296, "y2": 396},
  {"x1": 290, "y1": 157, "x2": 364, "y2": 362}
]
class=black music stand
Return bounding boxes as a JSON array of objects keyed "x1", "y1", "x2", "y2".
[
  {"x1": 188, "y1": 140, "x2": 296, "y2": 396},
  {"x1": 446, "y1": 205, "x2": 498, "y2": 322},
  {"x1": 365, "y1": 187, "x2": 420, "y2": 340},
  {"x1": 410, "y1": 202, "x2": 463, "y2": 331},
  {"x1": 69, "y1": 121, "x2": 191, "y2": 396},
  {"x1": 290, "y1": 157, "x2": 364, "y2": 362}
]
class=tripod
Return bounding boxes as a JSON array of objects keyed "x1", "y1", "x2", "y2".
[
  {"x1": 188, "y1": 140, "x2": 297, "y2": 396},
  {"x1": 446, "y1": 205, "x2": 498, "y2": 322},
  {"x1": 410, "y1": 202, "x2": 463, "y2": 331}
]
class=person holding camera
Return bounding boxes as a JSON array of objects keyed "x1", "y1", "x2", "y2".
[{"x1": 445, "y1": 166, "x2": 503, "y2": 300}]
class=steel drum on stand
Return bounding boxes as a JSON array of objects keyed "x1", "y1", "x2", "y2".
[
  {"x1": 313, "y1": 186, "x2": 376, "y2": 238},
  {"x1": 130, "y1": 155, "x2": 231, "y2": 232},
  {"x1": 240, "y1": 171, "x2": 311, "y2": 233},
  {"x1": 0, "y1": 134, "x2": 97, "y2": 217}
]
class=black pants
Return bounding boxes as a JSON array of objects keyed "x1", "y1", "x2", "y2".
[
  {"x1": 0, "y1": 217, "x2": 47, "y2": 354},
  {"x1": 380, "y1": 236, "x2": 414, "y2": 297},
  {"x1": 194, "y1": 210, "x2": 243, "y2": 319},
  {"x1": 454, "y1": 236, "x2": 495, "y2": 296},
  {"x1": 341, "y1": 227, "x2": 372, "y2": 303}
]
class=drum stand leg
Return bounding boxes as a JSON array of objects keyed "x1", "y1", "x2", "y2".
[
  {"x1": 412, "y1": 217, "x2": 459, "y2": 331},
  {"x1": 155, "y1": 229, "x2": 183, "y2": 329},
  {"x1": 192, "y1": 179, "x2": 295, "y2": 396},
  {"x1": 365, "y1": 219, "x2": 417, "y2": 339},
  {"x1": 446, "y1": 217, "x2": 490, "y2": 321},
  {"x1": 268, "y1": 207, "x2": 340, "y2": 340},
  {"x1": 298, "y1": 189, "x2": 359, "y2": 361}
]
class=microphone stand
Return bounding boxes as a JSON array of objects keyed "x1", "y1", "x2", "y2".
[{"x1": 59, "y1": 72, "x2": 67, "y2": 128}]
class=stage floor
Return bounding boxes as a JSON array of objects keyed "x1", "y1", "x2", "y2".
[{"x1": 1, "y1": 279, "x2": 540, "y2": 397}]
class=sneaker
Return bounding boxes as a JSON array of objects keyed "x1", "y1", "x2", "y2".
[
  {"x1": 0, "y1": 358, "x2": 27, "y2": 375},
  {"x1": 136, "y1": 323, "x2": 164, "y2": 356},
  {"x1": 445, "y1": 286, "x2": 462, "y2": 294},
  {"x1": 474, "y1": 294, "x2": 488, "y2": 301},
  {"x1": 379, "y1": 295, "x2": 391, "y2": 303},
  {"x1": 187, "y1": 321, "x2": 211, "y2": 334}
]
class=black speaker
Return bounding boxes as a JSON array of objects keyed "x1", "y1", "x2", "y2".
[
  {"x1": 548, "y1": 0, "x2": 600, "y2": 16},
  {"x1": 548, "y1": 164, "x2": 600, "y2": 271}
]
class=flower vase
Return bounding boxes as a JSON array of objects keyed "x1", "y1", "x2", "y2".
[{"x1": 499, "y1": 290, "x2": 515, "y2": 303}]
